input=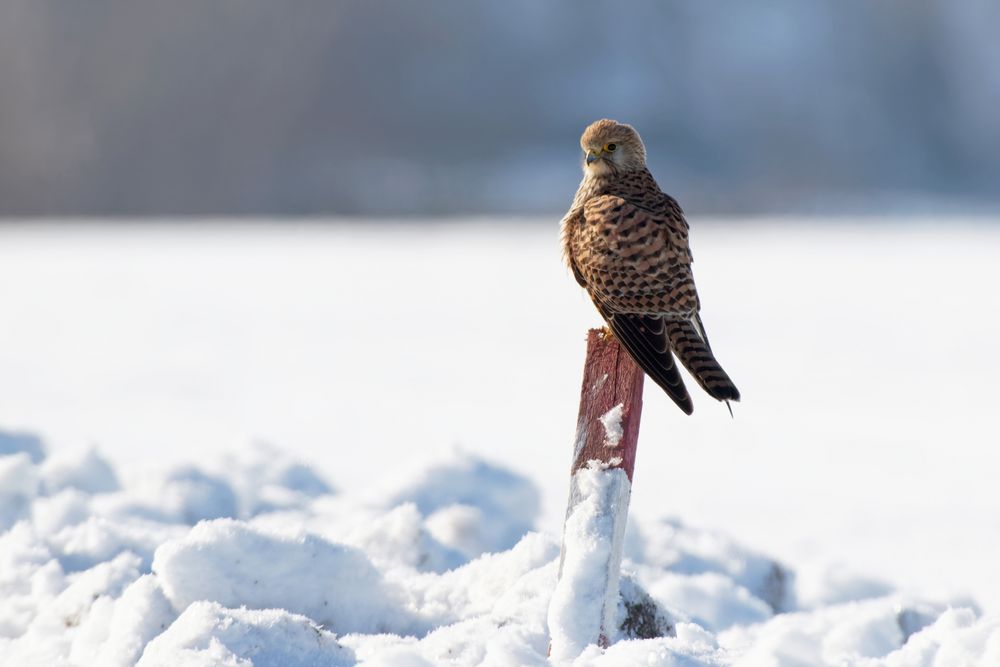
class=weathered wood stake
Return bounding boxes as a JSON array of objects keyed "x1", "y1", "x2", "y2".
[
  {"x1": 568, "y1": 328, "x2": 645, "y2": 482},
  {"x1": 548, "y1": 328, "x2": 645, "y2": 659}
]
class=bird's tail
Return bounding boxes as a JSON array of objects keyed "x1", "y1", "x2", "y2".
[
  {"x1": 666, "y1": 315, "x2": 740, "y2": 403},
  {"x1": 598, "y1": 308, "x2": 694, "y2": 415}
]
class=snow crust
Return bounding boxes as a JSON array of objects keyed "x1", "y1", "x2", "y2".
[{"x1": 1, "y1": 431, "x2": 998, "y2": 666}]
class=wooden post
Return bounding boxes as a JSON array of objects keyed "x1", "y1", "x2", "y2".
[
  {"x1": 548, "y1": 328, "x2": 645, "y2": 659},
  {"x1": 568, "y1": 329, "x2": 645, "y2": 482}
]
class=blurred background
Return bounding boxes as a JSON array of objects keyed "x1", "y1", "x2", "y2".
[
  {"x1": 2, "y1": 0, "x2": 999, "y2": 218},
  {"x1": 2, "y1": 0, "x2": 999, "y2": 616}
]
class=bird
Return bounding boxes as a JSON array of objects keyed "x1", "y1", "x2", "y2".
[{"x1": 561, "y1": 119, "x2": 739, "y2": 415}]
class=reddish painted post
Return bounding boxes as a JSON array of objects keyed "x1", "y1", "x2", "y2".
[
  {"x1": 569, "y1": 328, "x2": 645, "y2": 482},
  {"x1": 548, "y1": 328, "x2": 645, "y2": 659}
]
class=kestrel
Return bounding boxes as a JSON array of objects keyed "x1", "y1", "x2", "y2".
[{"x1": 561, "y1": 119, "x2": 740, "y2": 414}]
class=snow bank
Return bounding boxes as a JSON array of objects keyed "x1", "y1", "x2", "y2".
[
  {"x1": 0, "y1": 453, "x2": 37, "y2": 530},
  {"x1": 379, "y1": 453, "x2": 540, "y2": 559},
  {"x1": 40, "y1": 447, "x2": 120, "y2": 496},
  {"x1": 94, "y1": 575, "x2": 176, "y2": 667},
  {"x1": 137, "y1": 602, "x2": 354, "y2": 667},
  {"x1": 152, "y1": 519, "x2": 416, "y2": 635},
  {"x1": 0, "y1": 430, "x2": 46, "y2": 463},
  {"x1": 1, "y1": 429, "x2": 999, "y2": 666},
  {"x1": 221, "y1": 441, "x2": 335, "y2": 517}
]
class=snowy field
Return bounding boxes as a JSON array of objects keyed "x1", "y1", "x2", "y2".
[{"x1": 1, "y1": 219, "x2": 998, "y2": 665}]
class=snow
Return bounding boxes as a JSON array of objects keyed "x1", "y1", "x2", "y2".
[
  {"x1": 1, "y1": 219, "x2": 999, "y2": 665},
  {"x1": 95, "y1": 575, "x2": 175, "y2": 667},
  {"x1": 377, "y1": 454, "x2": 540, "y2": 559},
  {"x1": 152, "y1": 519, "x2": 416, "y2": 636},
  {"x1": 0, "y1": 432, "x2": 46, "y2": 464},
  {"x1": 0, "y1": 432, "x2": 998, "y2": 665},
  {"x1": 136, "y1": 602, "x2": 354, "y2": 667},
  {"x1": 40, "y1": 447, "x2": 120, "y2": 496},
  {"x1": 598, "y1": 404, "x2": 624, "y2": 448},
  {"x1": 549, "y1": 462, "x2": 633, "y2": 661},
  {"x1": 0, "y1": 454, "x2": 37, "y2": 531}
]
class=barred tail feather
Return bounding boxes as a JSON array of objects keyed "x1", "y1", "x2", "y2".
[
  {"x1": 599, "y1": 307, "x2": 694, "y2": 415},
  {"x1": 666, "y1": 316, "x2": 740, "y2": 403}
]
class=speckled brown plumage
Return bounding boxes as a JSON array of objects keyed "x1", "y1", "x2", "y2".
[{"x1": 561, "y1": 119, "x2": 739, "y2": 414}]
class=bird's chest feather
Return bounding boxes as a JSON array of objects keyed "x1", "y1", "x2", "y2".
[
  {"x1": 573, "y1": 196, "x2": 663, "y2": 273},
  {"x1": 568, "y1": 193, "x2": 697, "y2": 314},
  {"x1": 575, "y1": 209, "x2": 625, "y2": 263}
]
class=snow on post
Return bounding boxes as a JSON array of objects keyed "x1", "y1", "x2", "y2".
[{"x1": 548, "y1": 328, "x2": 644, "y2": 660}]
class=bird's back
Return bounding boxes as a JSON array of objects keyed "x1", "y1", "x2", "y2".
[{"x1": 565, "y1": 119, "x2": 740, "y2": 414}]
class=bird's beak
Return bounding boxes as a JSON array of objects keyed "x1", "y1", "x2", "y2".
[{"x1": 586, "y1": 151, "x2": 601, "y2": 165}]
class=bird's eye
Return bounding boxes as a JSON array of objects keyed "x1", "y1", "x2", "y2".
[{"x1": 605, "y1": 143, "x2": 617, "y2": 152}]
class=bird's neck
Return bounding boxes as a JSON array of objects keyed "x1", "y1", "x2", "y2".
[
  {"x1": 572, "y1": 172, "x2": 614, "y2": 208},
  {"x1": 574, "y1": 167, "x2": 657, "y2": 208}
]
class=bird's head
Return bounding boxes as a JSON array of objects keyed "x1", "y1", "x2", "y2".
[{"x1": 580, "y1": 119, "x2": 646, "y2": 176}]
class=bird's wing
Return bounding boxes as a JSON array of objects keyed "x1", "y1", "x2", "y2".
[
  {"x1": 570, "y1": 194, "x2": 701, "y2": 413},
  {"x1": 560, "y1": 207, "x2": 589, "y2": 287},
  {"x1": 573, "y1": 194, "x2": 740, "y2": 409},
  {"x1": 575, "y1": 194, "x2": 699, "y2": 317},
  {"x1": 596, "y1": 303, "x2": 694, "y2": 414}
]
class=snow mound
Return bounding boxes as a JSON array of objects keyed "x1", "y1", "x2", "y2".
[
  {"x1": 40, "y1": 447, "x2": 120, "y2": 496},
  {"x1": 0, "y1": 453, "x2": 37, "y2": 531},
  {"x1": 1, "y1": 431, "x2": 998, "y2": 666},
  {"x1": 95, "y1": 575, "x2": 176, "y2": 667},
  {"x1": 0, "y1": 430, "x2": 46, "y2": 463},
  {"x1": 152, "y1": 519, "x2": 416, "y2": 636},
  {"x1": 221, "y1": 441, "x2": 336, "y2": 517},
  {"x1": 379, "y1": 452, "x2": 540, "y2": 559},
  {"x1": 137, "y1": 602, "x2": 354, "y2": 667},
  {"x1": 150, "y1": 467, "x2": 238, "y2": 525}
]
